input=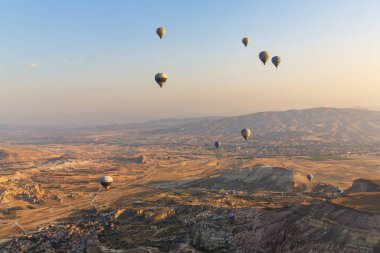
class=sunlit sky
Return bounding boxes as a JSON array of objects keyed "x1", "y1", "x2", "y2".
[{"x1": 0, "y1": 0, "x2": 379, "y2": 126}]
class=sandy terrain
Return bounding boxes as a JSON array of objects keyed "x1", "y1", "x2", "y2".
[{"x1": 0, "y1": 143, "x2": 380, "y2": 243}]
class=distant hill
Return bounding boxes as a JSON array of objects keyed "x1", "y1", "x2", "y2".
[
  {"x1": 126, "y1": 108, "x2": 380, "y2": 145},
  {"x1": 190, "y1": 165, "x2": 312, "y2": 192},
  {"x1": 1, "y1": 108, "x2": 380, "y2": 146},
  {"x1": 346, "y1": 179, "x2": 380, "y2": 194}
]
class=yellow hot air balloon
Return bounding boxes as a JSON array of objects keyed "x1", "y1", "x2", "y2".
[
  {"x1": 155, "y1": 73, "x2": 168, "y2": 88},
  {"x1": 156, "y1": 27, "x2": 166, "y2": 39},
  {"x1": 259, "y1": 51, "x2": 270, "y2": 65},
  {"x1": 241, "y1": 128, "x2": 251, "y2": 140},
  {"x1": 242, "y1": 37, "x2": 250, "y2": 47},
  {"x1": 272, "y1": 56, "x2": 282, "y2": 68}
]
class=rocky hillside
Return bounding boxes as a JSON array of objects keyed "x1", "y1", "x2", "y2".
[
  {"x1": 229, "y1": 202, "x2": 380, "y2": 252},
  {"x1": 126, "y1": 107, "x2": 380, "y2": 144},
  {"x1": 3, "y1": 199, "x2": 379, "y2": 252},
  {"x1": 346, "y1": 179, "x2": 380, "y2": 194},
  {"x1": 191, "y1": 165, "x2": 312, "y2": 192}
]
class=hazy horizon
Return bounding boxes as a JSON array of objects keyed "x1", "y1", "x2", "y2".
[
  {"x1": 1, "y1": 0, "x2": 379, "y2": 126},
  {"x1": 1, "y1": 106, "x2": 379, "y2": 128}
]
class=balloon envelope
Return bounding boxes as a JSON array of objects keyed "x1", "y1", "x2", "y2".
[
  {"x1": 272, "y1": 56, "x2": 282, "y2": 68},
  {"x1": 100, "y1": 176, "x2": 113, "y2": 190},
  {"x1": 259, "y1": 51, "x2": 270, "y2": 65},
  {"x1": 241, "y1": 129, "x2": 251, "y2": 140},
  {"x1": 215, "y1": 141, "x2": 221, "y2": 149},
  {"x1": 155, "y1": 73, "x2": 168, "y2": 88},
  {"x1": 306, "y1": 174, "x2": 313, "y2": 181},
  {"x1": 156, "y1": 27, "x2": 166, "y2": 39},
  {"x1": 242, "y1": 37, "x2": 250, "y2": 47}
]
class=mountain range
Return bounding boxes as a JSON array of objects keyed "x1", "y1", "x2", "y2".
[
  {"x1": 1, "y1": 108, "x2": 380, "y2": 145},
  {"x1": 125, "y1": 107, "x2": 380, "y2": 145}
]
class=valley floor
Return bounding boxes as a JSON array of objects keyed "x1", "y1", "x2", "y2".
[{"x1": 0, "y1": 143, "x2": 379, "y2": 252}]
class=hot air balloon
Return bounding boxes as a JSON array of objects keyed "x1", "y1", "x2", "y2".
[
  {"x1": 156, "y1": 27, "x2": 166, "y2": 39},
  {"x1": 155, "y1": 73, "x2": 168, "y2": 88},
  {"x1": 100, "y1": 176, "x2": 113, "y2": 190},
  {"x1": 272, "y1": 56, "x2": 282, "y2": 68},
  {"x1": 336, "y1": 188, "x2": 344, "y2": 194},
  {"x1": 306, "y1": 174, "x2": 313, "y2": 181},
  {"x1": 259, "y1": 51, "x2": 270, "y2": 65},
  {"x1": 215, "y1": 141, "x2": 221, "y2": 149},
  {"x1": 242, "y1": 37, "x2": 250, "y2": 47},
  {"x1": 241, "y1": 128, "x2": 251, "y2": 140}
]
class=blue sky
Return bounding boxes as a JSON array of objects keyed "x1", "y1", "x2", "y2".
[{"x1": 0, "y1": 1, "x2": 379, "y2": 125}]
